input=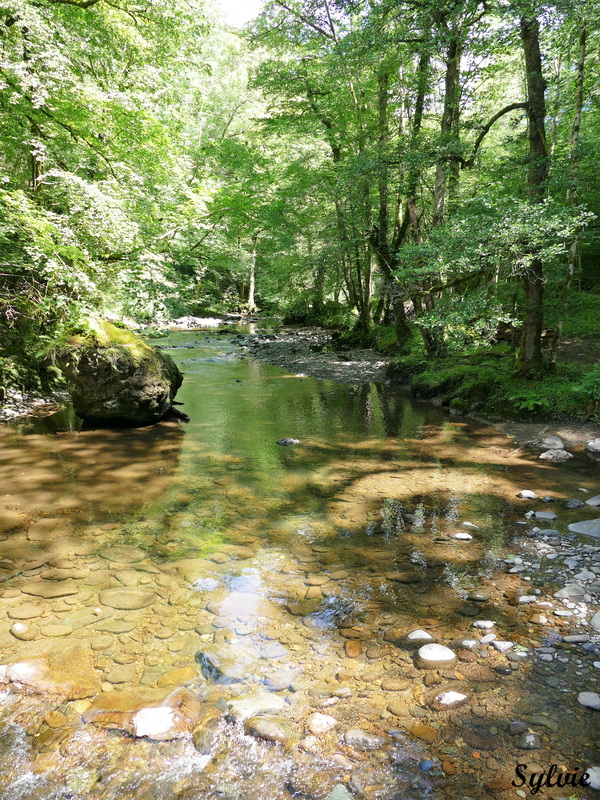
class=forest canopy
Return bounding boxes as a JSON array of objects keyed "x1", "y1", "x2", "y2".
[{"x1": 1, "y1": 0, "x2": 599, "y2": 414}]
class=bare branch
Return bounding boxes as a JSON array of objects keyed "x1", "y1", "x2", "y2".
[{"x1": 463, "y1": 102, "x2": 528, "y2": 168}]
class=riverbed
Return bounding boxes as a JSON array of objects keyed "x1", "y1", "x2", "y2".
[{"x1": 0, "y1": 325, "x2": 598, "y2": 800}]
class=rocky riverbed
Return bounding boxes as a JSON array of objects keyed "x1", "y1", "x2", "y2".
[{"x1": 0, "y1": 326, "x2": 599, "y2": 800}]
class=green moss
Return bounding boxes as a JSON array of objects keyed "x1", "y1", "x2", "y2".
[{"x1": 68, "y1": 319, "x2": 154, "y2": 362}]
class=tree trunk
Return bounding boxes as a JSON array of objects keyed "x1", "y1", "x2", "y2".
[
  {"x1": 247, "y1": 234, "x2": 258, "y2": 313},
  {"x1": 549, "y1": 20, "x2": 586, "y2": 369},
  {"x1": 518, "y1": 15, "x2": 549, "y2": 375},
  {"x1": 433, "y1": 37, "x2": 462, "y2": 228}
]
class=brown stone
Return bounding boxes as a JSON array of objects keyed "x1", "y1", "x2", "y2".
[
  {"x1": 44, "y1": 711, "x2": 69, "y2": 728},
  {"x1": 380, "y1": 678, "x2": 409, "y2": 691},
  {"x1": 462, "y1": 727, "x2": 498, "y2": 750},
  {"x1": 0, "y1": 643, "x2": 101, "y2": 700},
  {"x1": 345, "y1": 640, "x2": 361, "y2": 658},
  {"x1": 82, "y1": 687, "x2": 202, "y2": 740},
  {"x1": 442, "y1": 761, "x2": 456, "y2": 775},
  {"x1": 157, "y1": 667, "x2": 197, "y2": 687},
  {"x1": 411, "y1": 723, "x2": 438, "y2": 743},
  {"x1": 385, "y1": 571, "x2": 420, "y2": 583},
  {"x1": 486, "y1": 776, "x2": 513, "y2": 792}
]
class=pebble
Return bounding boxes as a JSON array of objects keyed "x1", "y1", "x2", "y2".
[
  {"x1": 406, "y1": 629, "x2": 434, "y2": 643},
  {"x1": 517, "y1": 490, "x2": 538, "y2": 500},
  {"x1": 307, "y1": 713, "x2": 337, "y2": 735},
  {"x1": 10, "y1": 622, "x2": 38, "y2": 641},
  {"x1": 578, "y1": 691, "x2": 600, "y2": 711},
  {"x1": 517, "y1": 732, "x2": 541, "y2": 749},
  {"x1": 473, "y1": 620, "x2": 495, "y2": 630},
  {"x1": 417, "y1": 644, "x2": 457, "y2": 669},
  {"x1": 491, "y1": 641, "x2": 513, "y2": 653}
]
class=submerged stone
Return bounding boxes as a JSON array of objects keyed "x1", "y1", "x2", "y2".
[
  {"x1": 417, "y1": 644, "x2": 457, "y2": 669},
  {"x1": 0, "y1": 643, "x2": 101, "y2": 699},
  {"x1": 82, "y1": 687, "x2": 202, "y2": 739},
  {"x1": 99, "y1": 588, "x2": 156, "y2": 610}
]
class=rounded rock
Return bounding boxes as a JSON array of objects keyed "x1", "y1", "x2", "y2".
[
  {"x1": 417, "y1": 644, "x2": 457, "y2": 669},
  {"x1": 99, "y1": 588, "x2": 156, "y2": 610}
]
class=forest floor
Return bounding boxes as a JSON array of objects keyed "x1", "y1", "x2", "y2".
[{"x1": 244, "y1": 327, "x2": 600, "y2": 450}]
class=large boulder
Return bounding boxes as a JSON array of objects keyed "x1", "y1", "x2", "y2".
[{"x1": 59, "y1": 319, "x2": 182, "y2": 423}]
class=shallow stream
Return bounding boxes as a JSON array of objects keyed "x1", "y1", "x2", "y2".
[{"x1": 0, "y1": 327, "x2": 598, "y2": 800}]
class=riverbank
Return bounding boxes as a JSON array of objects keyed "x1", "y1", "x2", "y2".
[{"x1": 242, "y1": 327, "x2": 600, "y2": 451}]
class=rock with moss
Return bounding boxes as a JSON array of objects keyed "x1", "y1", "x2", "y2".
[{"x1": 59, "y1": 319, "x2": 183, "y2": 423}]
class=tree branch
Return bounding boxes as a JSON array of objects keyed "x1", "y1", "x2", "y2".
[
  {"x1": 273, "y1": 1, "x2": 335, "y2": 40},
  {"x1": 463, "y1": 102, "x2": 528, "y2": 168}
]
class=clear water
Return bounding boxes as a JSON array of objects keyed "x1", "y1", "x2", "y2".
[{"x1": 0, "y1": 327, "x2": 598, "y2": 799}]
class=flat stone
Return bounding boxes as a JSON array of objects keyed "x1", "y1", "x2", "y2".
[
  {"x1": 99, "y1": 588, "x2": 156, "y2": 610},
  {"x1": 21, "y1": 580, "x2": 80, "y2": 599},
  {"x1": 227, "y1": 692, "x2": 285, "y2": 721},
  {"x1": 517, "y1": 732, "x2": 541, "y2": 749},
  {"x1": 157, "y1": 667, "x2": 197, "y2": 688},
  {"x1": 0, "y1": 643, "x2": 101, "y2": 699},
  {"x1": 40, "y1": 624, "x2": 73, "y2": 637},
  {"x1": 94, "y1": 619, "x2": 137, "y2": 634},
  {"x1": 586, "y1": 495, "x2": 600, "y2": 507},
  {"x1": 590, "y1": 611, "x2": 600, "y2": 632},
  {"x1": 429, "y1": 686, "x2": 471, "y2": 709},
  {"x1": 491, "y1": 641, "x2": 513, "y2": 653},
  {"x1": 454, "y1": 532, "x2": 473, "y2": 541},
  {"x1": 554, "y1": 583, "x2": 586, "y2": 600},
  {"x1": 100, "y1": 546, "x2": 146, "y2": 563},
  {"x1": 418, "y1": 644, "x2": 457, "y2": 669},
  {"x1": 264, "y1": 669, "x2": 300, "y2": 692},
  {"x1": 0, "y1": 508, "x2": 23, "y2": 533},
  {"x1": 568, "y1": 519, "x2": 600, "y2": 538},
  {"x1": 8, "y1": 604, "x2": 44, "y2": 621},
  {"x1": 534, "y1": 510, "x2": 557, "y2": 521},
  {"x1": 105, "y1": 664, "x2": 137, "y2": 684},
  {"x1": 380, "y1": 678, "x2": 409, "y2": 691},
  {"x1": 196, "y1": 644, "x2": 256, "y2": 684},
  {"x1": 578, "y1": 691, "x2": 600, "y2": 711},
  {"x1": 411, "y1": 722, "x2": 437, "y2": 743},
  {"x1": 385, "y1": 571, "x2": 420, "y2": 583},
  {"x1": 472, "y1": 620, "x2": 494, "y2": 630},
  {"x1": 82, "y1": 687, "x2": 202, "y2": 740}
]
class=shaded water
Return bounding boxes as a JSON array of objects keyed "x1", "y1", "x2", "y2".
[{"x1": 0, "y1": 328, "x2": 598, "y2": 800}]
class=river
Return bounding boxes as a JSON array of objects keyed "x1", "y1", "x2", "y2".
[{"x1": 0, "y1": 325, "x2": 598, "y2": 799}]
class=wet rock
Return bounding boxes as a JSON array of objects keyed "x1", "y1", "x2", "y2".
[
  {"x1": 227, "y1": 692, "x2": 285, "y2": 721},
  {"x1": 40, "y1": 624, "x2": 73, "y2": 637},
  {"x1": 196, "y1": 644, "x2": 255, "y2": 684},
  {"x1": 7, "y1": 603, "x2": 44, "y2": 620},
  {"x1": 568, "y1": 519, "x2": 600, "y2": 538},
  {"x1": 387, "y1": 699, "x2": 410, "y2": 717},
  {"x1": 245, "y1": 714, "x2": 296, "y2": 746},
  {"x1": 21, "y1": 580, "x2": 80, "y2": 599},
  {"x1": 307, "y1": 712, "x2": 337, "y2": 734},
  {"x1": 264, "y1": 669, "x2": 299, "y2": 692},
  {"x1": 585, "y1": 766, "x2": 600, "y2": 790},
  {"x1": 95, "y1": 618, "x2": 137, "y2": 634},
  {"x1": 59, "y1": 319, "x2": 183, "y2": 423},
  {"x1": 100, "y1": 546, "x2": 146, "y2": 563},
  {"x1": 417, "y1": 644, "x2": 457, "y2": 669},
  {"x1": 10, "y1": 622, "x2": 38, "y2": 641},
  {"x1": 491, "y1": 641, "x2": 513, "y2": 653},
  {"x1": 83, "y1": 687, "x2": 202, "y2": 739},
  {"x1": 99, "y1": 588, "x2": 156, "y2": 610},
  {"x1": 0, "y1": 508, "x2": 23, "y2": 533},
  {"x1": 385, "y1": 571, "x2": 420, "y2": 583},
  {"x1": 0, "y1": 643, "x2": 101, "y2": 699},
  {"x1": 326, "y1": 786, "x2": 353, "y2": 800},
  {"x1": 454, "y1": 532, "x2": 473, "y2": 541},
  {"x1": 462, "y1": 726, "x2": 497, "y2": 750},
  {"x1": 472, "y1": 620, "x2": 495, "y2": 630},
  {"x1": 406, "y1": 629, "x2": 434, "y2": 644},
  {"x1": 380, "y1": 678, "x2": 409, "y2": 691},
  {"x1": 517, "y1": 732, "x2": 541, "y2": 749},
  {"x1": 345, "y1": 640, "x2": 361, "y2": 658},
  {"x1": 411, "y1": 722, "x2": 437, "y2": 743},
  {"x1": 157, "y1": 667, "x2": 197, "y2": 687},
  {"x1": 344, "y1": 728, "x2": 384, "y2": 751},
  {"x1": 428, "y1": 685, "x2": 472, "y2": 710},
  {"x1": 192, "y1": 706, "x2": 223, "y2": 753},
  {"x1": 468, "y1": 591, "x2": 490, "y2": 602},
  {"x1": 105, "y1": 664, "x2": 137, "y2": 684},
  {"x1": 578, "y1": 691, "x2": 600, "y2": 711},
  {"x1": 276, "y1": 438, "x2": 300, "y2": 446}
]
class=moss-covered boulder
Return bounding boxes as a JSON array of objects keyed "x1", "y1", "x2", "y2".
[{"x1": 59, "y1": 320, "x2": 183, "y2": 423}]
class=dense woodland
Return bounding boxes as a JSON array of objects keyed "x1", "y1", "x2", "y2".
[{"x1": 1, "y1": 0, "x2": 599, "y2": 418}]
